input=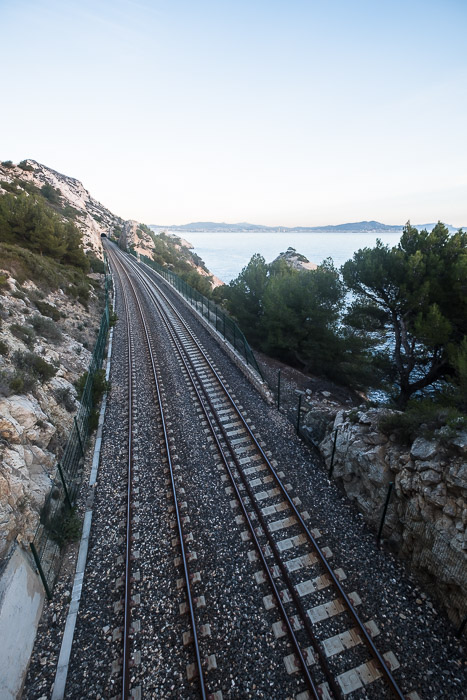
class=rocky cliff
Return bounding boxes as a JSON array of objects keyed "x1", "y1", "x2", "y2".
[
  {"x1": 0, "y1": 272, "x2": 102, "y2": 558},
  {"x1": 310, "y1": 406, "x2": 467, "y2": 625}
]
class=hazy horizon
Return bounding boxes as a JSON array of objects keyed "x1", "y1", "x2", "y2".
[{"x1": 2, "y1": 0, "x2": 466, "y2": 228}]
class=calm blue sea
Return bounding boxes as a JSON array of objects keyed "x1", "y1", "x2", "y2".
[{"x1": 171, "y1": 230, "x2": 403, "y2": 283}]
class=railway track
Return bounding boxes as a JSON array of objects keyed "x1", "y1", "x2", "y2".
[
  {"x1": 107, "y1": 242, "x2": 407, "y2": 700},
  {"x1": 112, "y1": 251, "x2": 215, "y2": 699}
]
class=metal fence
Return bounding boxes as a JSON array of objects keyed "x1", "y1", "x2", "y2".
[
  {"x1": 139, "y1": 254, "x2": 263, "y2": 379},
  {"x1": 30, "y1": 267, "x2": 111, "y2": 598}
]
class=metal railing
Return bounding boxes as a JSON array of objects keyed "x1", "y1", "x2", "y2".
[
  {"x1": 30, "y1": 265, "x2": 111, "y2": 598},
  {"x1": 140, "y1": 254, "x2": 263, "y2": 379}
]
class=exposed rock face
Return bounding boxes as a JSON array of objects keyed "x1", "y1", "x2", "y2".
[
  {"x1": 121, "y1": 220, "x2": 155, "y2": 258},
  {"x1": 318, "y1": 407, "x2": 467, "y2": 623},
  {"x1": 0, "y1": 274, "x2": 98, "y2": 559}
]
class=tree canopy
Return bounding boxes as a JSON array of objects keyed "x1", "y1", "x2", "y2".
[
  {"x1": 223, "y1": 255, "x2": 376, "y2": 387},
  {"x1": 342, "y1": 222, "x2": 467, "y2": 407},
  {"x1": 0, "y1": 191, "x2": 89, "y2": 271}
]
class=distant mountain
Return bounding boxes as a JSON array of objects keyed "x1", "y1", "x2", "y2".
[{"x1": 150, "y1": 220, "x2": 463, "y2": 234}]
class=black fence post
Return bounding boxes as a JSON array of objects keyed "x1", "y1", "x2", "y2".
[
  {"x1": 296, "y1": 393, "x2": 302, "y2": 435},
  {"x1": 277, "y1": 369, "x2": 281, "y2": 410},
  {"x1": 456, "y1": 615, "x2": 467, "y2": 639},
  {"x1": 328, "y1": 428, "x2": 338, "y2": 478},
  {"x1": 56, "y1": 461, "x2": 72, "y2": 509},
  {"x1": 74, "y1": 416, "x2": 85, "y2": 457},
  {"x1": 377, "y1": 482, "x2": 394, "y2": 545},
  {"x1": 30, "y1": 542, "x2": 52, "y2": 600}
]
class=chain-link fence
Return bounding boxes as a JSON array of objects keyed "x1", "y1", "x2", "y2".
[
  {"x1": 30, "y1": 268, "x2": 111, "y2": 598},
  {"x1": 140, "y1": 254, "x2": 263, "y2": 379}
]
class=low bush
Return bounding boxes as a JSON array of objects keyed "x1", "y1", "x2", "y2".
[
  {"x1": 1, "y1": 160, "x2": 14, "y2": 168},
  {"x1": 18, "y1": 160, "x2": 34, "y2": 172},
  {"x1": 0, "y1": 339, "x2": 9, "y2": 356},
  {"x1": 9, "y1": 370, "x2": 37, "y2": 394},
  {"x1": 30, "y1": 314, "x2": 63, "y2": 342},
  {"x1": 42, "y1": 505, "x2": 82, "y2": 548},
  {"x1": 40, "y1": 183, "x2": 62, "y2": 205},
  {"x1": 34, "y1": 300, "x2": 60, "y2": 321},
  {"x1": 75, "y1": 368, "x2": 109, "y2": 405},
  {"x1": 0, "y1": 370, "x2": 12, "y2": 396},
  {"x1": 109, "y1": 306, "x2": 118, "y2": 327},
  {"x1": 13, "y1": 350, "x2": 57, "y2": 382},
  {"x1": 10, "y1": 323, "x2": 35, "y2": 347},
  {"x1": 86, "y1": 252, "x2": 106, "y2": 274},
  {"x1": 1, "y1": 180, "x2": 19, "y2": 194},
  {"x1": 68, "y1": 281, "x2": 90, "y2": 307},
  {"x1": 379, "y1": 400, "x2": 467, "y2": 445},
  {"x1": 54, "y1": 386, "x2": 76, "y2": 412}
]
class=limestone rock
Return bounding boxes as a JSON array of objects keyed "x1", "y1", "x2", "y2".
[
  {"x1": 410, "y1": 437, "x2": 439, "y2": 461},
  {"x1": 451, "y1": 431, "x2": 467, "y2": 455}
]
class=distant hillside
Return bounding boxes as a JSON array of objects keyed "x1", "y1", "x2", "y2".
[{"x1": 150, "y1": 220, "x2": 463, "y2": 234}]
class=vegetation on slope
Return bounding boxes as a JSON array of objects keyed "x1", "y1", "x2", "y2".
[{"x1": 0, "y1": 192, "x2": 89, "y2": 270}]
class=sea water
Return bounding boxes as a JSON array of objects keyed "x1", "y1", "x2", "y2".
[{"x1": 169, "y1": 229, "x2": 404, "y2": 283}]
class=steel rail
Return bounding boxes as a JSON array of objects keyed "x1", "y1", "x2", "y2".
[
  {"x1": 109, "y1": 249, "x2": 208, "y2": 699},
  {"x1": 120, "y1": 248, "x2": 406, "y2": 700},
  {"x1": 120, "y1": 274, "x2": 134, "y2": 700}
]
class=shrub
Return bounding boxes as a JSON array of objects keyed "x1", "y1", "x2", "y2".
[
  {"x1": 0, "y1": 274, "x2": 8, "y2": 288},
  {"x1": 13, "y1": 350, "x2": 57, "y2": 382},
  {"x1": 40, "y1": 183, "x2": 62, "y2": 205},
  {"x1": 75, "y1": 368, "x2": 109, "y2": 404},
  {"x1": 109, "y1": 306, "x2": 117, "y2": 327},
  {"x1": 0, "y1": 180, "x2": 19, "y2": 194},
  {"x1": 0, "y1": 370, "x2": 12, "y2": 396},
  {"x1": 86, "y1": 252, "x2": 105, "y2": 274},
  {"x1": 75, "y1": 368, "x2": 109, "y2": 431},
  {"x1": 34, "y1": 300, "x2": 60, "y2": 321},
  {"x1": 10, "y1": 323, "x2": 35, "y2": 347},
  {"x1": 68, "y1": 281, "x2": 90, "y2": 307},
  {"x1": 54, "y1": 386, "x2": 76, "y2": 412},
  {"x1": 30, "y1": 314, "x2": 63, "y2": 342},
  {"x1": 18, "y1": 160, "x2": 34, "y2": 172},
  {"x1": 43, "y1": 505, "x2": 82, "y2": 548},
  {"x1": 1, "y1": 160, "x2": 14, "y2": 168},
  {"x1": 379, "y1": 400, "x2": 467, "y2": 445},
  {"x1": 9, "y1": 370, "x2": 36, "y2": 394},
  {"x1": 0, "y1": 339, "x2": 9, "y2": 356}
]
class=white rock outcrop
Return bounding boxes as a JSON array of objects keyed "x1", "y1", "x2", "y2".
[{"x1": 318, "y1": 407, "x2": 467, "y2": 624}]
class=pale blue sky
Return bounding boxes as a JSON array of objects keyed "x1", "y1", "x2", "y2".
[{"x1": 1, "y1": 0, "x2": 466, "y2": 227}]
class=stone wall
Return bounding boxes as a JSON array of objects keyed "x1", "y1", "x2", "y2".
[{"x1": 315, "y1": 407, "x2": 467, "y2": 626}]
